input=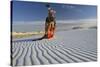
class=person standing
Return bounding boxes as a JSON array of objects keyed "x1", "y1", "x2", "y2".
[{"x1": 44, "y1": 5, "x2": 56, "y2": 39}]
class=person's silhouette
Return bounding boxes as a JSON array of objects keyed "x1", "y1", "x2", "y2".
[
  {"x1": 44, "y1": 5, "x2": 56, "y2": 39},
  {"x1": 32, "y1": 4, "x2": 56, "y2": 41}
]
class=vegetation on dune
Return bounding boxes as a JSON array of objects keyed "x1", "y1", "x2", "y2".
[{"x1": 12, "y1": 31, "x2": 44, "y2": 38}]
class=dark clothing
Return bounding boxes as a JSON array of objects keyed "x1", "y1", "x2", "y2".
[
  {"x1": 45, "y1": 16, "x2": 56, "y2": 28},
  {"x1": 46, "y1": 16, "x2": 56, "y2": 23},
  {"x1": 45, "y1": 17, "x2": 56, "y2": 32}
]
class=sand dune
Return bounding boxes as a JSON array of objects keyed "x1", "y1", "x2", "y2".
[
  {"x1": 12, "y1": 22, "x2": 97, "y2": 39},
  {"x1": 12, "y1": 29, "x2": 97, "y2": 66}
]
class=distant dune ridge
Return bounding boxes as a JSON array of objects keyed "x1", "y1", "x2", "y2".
[
  {"x1": 12, "y1": 20, "x2": 97, "y2": 39},
  {"x1": 12, "y1": 19, "x2": 97, "y2": 32}
]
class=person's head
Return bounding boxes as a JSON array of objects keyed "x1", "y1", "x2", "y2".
[{"x1": 48, "y1": 7, "x2": 56, "y2": 17}]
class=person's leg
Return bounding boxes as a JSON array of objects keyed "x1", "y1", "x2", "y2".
[
  {"x1": 47, "y1": 22, "x2": 55, "y2": 39},
  {"x1": 51, "y1": 22, "x2": 55, "y2": 37},
  {"x1": 47, "y1": 23, "x2": 51, "y2": 38}
]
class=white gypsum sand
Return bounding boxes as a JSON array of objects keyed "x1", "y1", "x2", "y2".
[{"x1": 12, "y1": 28, "x2": 97, "y2": 66}]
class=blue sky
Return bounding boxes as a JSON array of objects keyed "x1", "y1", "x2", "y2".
[{"x1": 11, "y1": 1, "x2": 97, "y2": 23}]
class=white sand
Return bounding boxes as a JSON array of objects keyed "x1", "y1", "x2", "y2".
[{"x1": 12, "y1": 29, "x2": 97, "y2": 66}]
